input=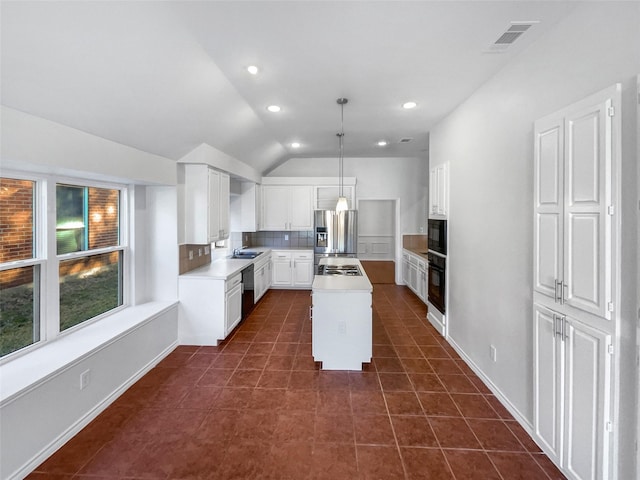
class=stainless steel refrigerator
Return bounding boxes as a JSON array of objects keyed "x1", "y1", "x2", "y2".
[{"x1": 313, "y1": 210, "x2": 358, "y2": 270}]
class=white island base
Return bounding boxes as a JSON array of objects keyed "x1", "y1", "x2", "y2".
[
  {"x1": 312, "y1": 291, "x2": 372, "y2": 370},
  {"x1": 311, "y1": 258, "x2": 373, "y2": 371}
]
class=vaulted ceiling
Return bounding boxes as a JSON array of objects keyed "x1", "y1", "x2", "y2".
[{"x1": 1, "y1": 1, "x2": 578, "y2": 175}]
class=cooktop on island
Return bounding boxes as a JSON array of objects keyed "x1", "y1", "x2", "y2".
[{"x1": 317, "y1": 264, "x2": 362, "y2": 276}]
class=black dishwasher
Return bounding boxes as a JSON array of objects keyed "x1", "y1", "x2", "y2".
[{"x1": 241, "y1": 264, "x2": 255, "y2": 319}]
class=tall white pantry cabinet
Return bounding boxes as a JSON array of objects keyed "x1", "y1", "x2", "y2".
[{"x1": 532, "y1": 85, "x2": 621, "y2": 480}]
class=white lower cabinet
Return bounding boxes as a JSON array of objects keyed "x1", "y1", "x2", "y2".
[
  {"x1": 402, "y1": 249, "x2": 427, "y2": 304},
  {"x1": 179, "y1": 272, "x2": 243, "y2": 344},
  {"x1": 271, "y1": 250, "x2": 314, "y2": 288},
  {"x1": 254, "y1": 255, "x2": 272, "y2": 303},
  {"x1": 417, "y1": 261, "x2": 427, "y2": 302},
  {"x1": 533, "y1": 303, "x2": 612, "y2": 480},
  {"x1": 225, "y1": 274, "x2": 242, "y2": 336}
]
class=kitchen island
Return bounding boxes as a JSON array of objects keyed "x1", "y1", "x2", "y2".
[{"x1": 311, "y1": 257, "x2": 373, "y2": 370}]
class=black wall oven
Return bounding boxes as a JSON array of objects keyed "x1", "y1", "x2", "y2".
[
  {"x1": 427, "y1": 253, "x2": 446, "y2": 314},
  {"x1": 428, "y1": 219, "x2": 447, "y2": 255}
]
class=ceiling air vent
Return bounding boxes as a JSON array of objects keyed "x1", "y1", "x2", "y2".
[
  {"x1": 484, "y1": 21, "x2": 539, "y2": 53},
  {"x1": 399, "y1": 138, "x2": 413, "y2": 143}
]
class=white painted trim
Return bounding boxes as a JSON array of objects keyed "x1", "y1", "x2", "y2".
[
  {"x1": 355, "y1": 197, "x2": 401, "y2": 283},
  {"x1": 261, "y1": 176, "x2": 356, "y2": 186}
]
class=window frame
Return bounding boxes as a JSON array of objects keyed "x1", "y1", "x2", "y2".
[{"x1": 0, "y1": 170, "x2": 130, "y2": 363}]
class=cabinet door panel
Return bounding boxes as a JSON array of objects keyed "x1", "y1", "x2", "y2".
[
  {"x1": 535, "y1": 213, "x2": 562, "y2": 299},
  {"x1": 533, "y1": 304, "x2": 563, "y2": 463},
  {"x1": 534, "y1": 120, "x2": 563, "y2": 301},
  {"x1": 564, "y1": 319, "x2": 610, "y2": 480},
  {"x1": 262, "y1": 186, "x2": 290, "y2": 230},
  {"x1": 566, "y1": 110, "x2": 602, "y2": 205},
  {"x1": 563, "y1": 99, "x2": 611, "y2": 319},
  {"x1": 218, "y1": 173, "x2": 230, "y2": 239},
  {"x1": 290, "y1": 186, "x2": 313, "y2": 230},
  {"x1": 566, "y1": 214, "x2": 602, "y2": 315},
  {"x1": 537, "y1": 126, "x2": 563, "y2": 206},
  {"x1": 207, "y1": 169, "x2": 220, "y2": 243},
  {"x1": 293, "y1": 259, "x2": 313, "y2": 287},
  {"x1": 225, "y1": 284, "x2": 242, "y2": 335},
  {"x1": 272, "y1": 254, "x2": 293, "y2": 286}
]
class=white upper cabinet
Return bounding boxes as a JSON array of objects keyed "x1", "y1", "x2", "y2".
[
  {"x1": 429, "y1": 163, "x2": 448, "y2": 218},
  {"x1": 534, "y1": 86, "x2": 619, "y2": 321},
  {"x1": 218, "y1": 172, "x2": 230, "y2": 239},
  {"x1": 230, "y1": 182, "x2": 261, "y2": 233},
  {"x1": 184, "y1": 164, "x2": 230, "y2": 244},
  {"x1": 262, "y1": 185, "x2": 313, "y2": 231}
]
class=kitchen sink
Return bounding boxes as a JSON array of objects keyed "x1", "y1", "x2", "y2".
[{"x1": 228, "y1": 251, "x2": 263, "y2": 259}]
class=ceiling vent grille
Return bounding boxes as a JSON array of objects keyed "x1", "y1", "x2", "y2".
[
  {"x1": 485, "y1": 21, "x2": 538, "y2": 53},
  {"x1": 399, "y1": 138, "x2": 413, "y2": 143}
]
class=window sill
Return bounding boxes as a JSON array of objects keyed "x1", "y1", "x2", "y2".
[{"x1": 0, "y1": 301, "x2": 178, "y2": 406}]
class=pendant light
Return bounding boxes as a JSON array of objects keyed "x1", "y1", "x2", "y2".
[{"x1": 335, "y1": 97, "x2": 349, "y2": 212}]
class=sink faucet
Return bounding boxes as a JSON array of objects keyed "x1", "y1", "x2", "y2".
[{"x1": 233, "y1": 246, "x2": 248, "y2": 256}]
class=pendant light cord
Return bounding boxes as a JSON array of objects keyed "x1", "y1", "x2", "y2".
[
  {"x1": 337, "y1": 97, "x2": 348, "y2": 201},
  {"x1": 339, "y1": 102, "x2": 344, "y2": 198}
]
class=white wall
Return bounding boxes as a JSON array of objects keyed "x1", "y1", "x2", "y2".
[
  {"x1": 429, "y1": 3, "x2": 639, "y2": 478},
  {"x1": 268, "y1": 156, "x2": 428, "y2": 235},
  {"x1": 1, "y1": 107, "x2": 176, "y2": 186}
]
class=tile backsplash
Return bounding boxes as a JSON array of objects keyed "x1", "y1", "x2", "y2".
[
  {"x1": 179, "y1": 244, "x2": 212, "y2": 274},
  {"x1": 238, "y1": 231, "x2": 314, "y2": 249}
]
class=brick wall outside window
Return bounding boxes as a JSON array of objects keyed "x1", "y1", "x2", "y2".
[
  {"x1": 0, "y1": 178, "x2": 34, "y2": 288},
  {"x1": 88, "y1": 187, "x2": 119, "y2": 250},
  {"x1": 1, "y1": 181, "x2": 121, "y2": 287}
]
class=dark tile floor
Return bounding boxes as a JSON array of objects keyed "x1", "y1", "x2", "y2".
[{"x1": 28, "y1": 286, "x2": 566, "y2": 479}]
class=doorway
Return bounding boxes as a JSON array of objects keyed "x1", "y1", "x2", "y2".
[{"x1": 356, "y1": 198, "x2": 399, "y2": 284}]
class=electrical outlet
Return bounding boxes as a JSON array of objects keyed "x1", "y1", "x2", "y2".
[
  {"x1": 490, "y1": 345, "x2": 497, "y2": 362},
  {"x1": 198, "y1": 248, "x2": 202, "y2": 257},
  {"x1": 188, "y1": 250, "x2": 194, "y2": 260},
  {"x1": 285, "y1": 234, "x2": 289, "y2": 241},
  {"x1": 204, "y1": 246, "x2": 210, "y2": 255},
  {"x1": 80, "y1": 369, "x2": 91, "y2": 390}
]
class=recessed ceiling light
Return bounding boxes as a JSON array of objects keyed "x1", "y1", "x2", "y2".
[
  {"x1": 377, "y1": 141, "x2": 388, "y2": 147},
  {"x1": 247, "y1": 65, "x2": 259, "y2": 75},
  {"x1": 267, "y1": 105, "x2": 281, "y2": 113},
  {"x1": 402, "y1": 101, "x2": 417, "y2": 109},
  {"x1": 291, "y1": 142, "x2": 301, "y2": 148}
]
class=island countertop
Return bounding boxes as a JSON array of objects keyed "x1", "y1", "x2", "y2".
[{"x1": 311, "y1": 257, "x2": 373, "y2": 293}]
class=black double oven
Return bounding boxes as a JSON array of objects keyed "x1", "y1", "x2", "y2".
[{"x1": 427, "y1": 219, "x2": 447, "y2": 314}]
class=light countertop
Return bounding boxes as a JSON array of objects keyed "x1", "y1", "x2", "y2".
[
  {"x1": 180, "y1": 247, "x2": 273, "y2": 280},
  {"x1": 180, "y1": 246, "x2": 314, "y2": 281},
  {"x1": 312, "y1": 257, "x2": 373, "y2": 293}
]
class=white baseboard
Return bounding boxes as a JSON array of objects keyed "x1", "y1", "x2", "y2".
[{"x1": 446, "y1": 335, "x2": 533, "y2": 431}]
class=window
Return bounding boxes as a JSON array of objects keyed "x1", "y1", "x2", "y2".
[
  {"x1": 0, "y1": 178, "x2": 40, "y2": 357},
  {"x1": 0, "y1": 176, "x2": 127, "y2": 359},
  {"x1": 56, "y1": 184, "x2": 123, "y2": 332}
]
